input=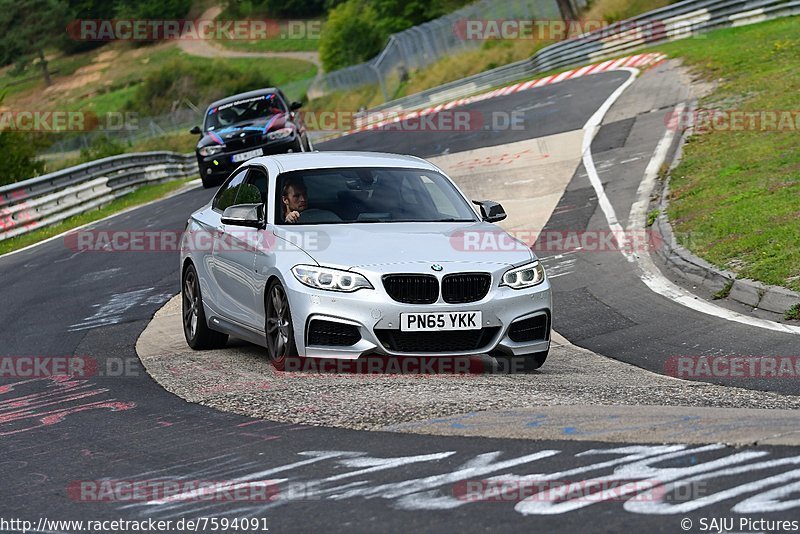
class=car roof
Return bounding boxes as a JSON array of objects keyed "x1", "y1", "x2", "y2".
[
  {"x1": 251, "y1": 152, "x2": 439, "y2": 174},
  {"x1": 206, "y1": 88, "x2": 279, "y2": 110}
]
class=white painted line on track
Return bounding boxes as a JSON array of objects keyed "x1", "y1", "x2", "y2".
[
  {"x1": 580, "y1": 69, "x2": 800, "y2": 335},
  {"x1": 580, "y1": 67, "x2": 640, "y2": 239}
]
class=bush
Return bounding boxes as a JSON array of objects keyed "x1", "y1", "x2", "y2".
[
  {"x1": 78, "y1": 135, "x2": 127, "y2": 163},
  {"x1": 0, "y1": 131, "x2": 45, "y2": 186},
  {"x1": 114, "y1": 0, "x2": 193, "y2": 20},
  {"x1": 126, "y1": 60, "x2": 272, "y2": 115},
  {"x1": 223, "y1": 0, "x2": 327, "y2": 18},
  {"x1": 319, "y1": 0, "x2": 383, "y2": 71}
]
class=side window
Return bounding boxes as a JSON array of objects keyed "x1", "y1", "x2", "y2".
[
  {"x1": 240, "y1": 168, "x2": 269, "y2": 204},
  {"x1": 272, "y1": 92, "x2": 289, "y2": 113},
  {"x1": 213, "y1": 168, "x2": 248, "y2": 212}
]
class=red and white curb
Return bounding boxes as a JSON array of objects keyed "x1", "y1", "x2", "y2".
[{"x1": 339, "y1": 52, "x2": 667, "y2": 137}]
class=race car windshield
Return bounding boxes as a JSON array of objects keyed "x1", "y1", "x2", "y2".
[
  {"x1": 205, "y1": 95, "x2": 286, "y2": 131},
  {"x1": 276, "y1": 167, "x2": 480, "y2": 225}
]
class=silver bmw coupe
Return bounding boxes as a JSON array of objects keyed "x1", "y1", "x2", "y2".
[{"x1": 180, "y1": 152, "x2": 552, "y2": 371}]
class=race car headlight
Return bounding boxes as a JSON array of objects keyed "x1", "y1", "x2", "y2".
[
  {"x1": 266, "y1": 127, "x2": 293, "y2": 141},
  {"x1": 500, "y1": 261, "x2": 545, "y2": 289},
  {"x1": 291, "y1": 265, "x2": 373, "y2": 292},
  {"x1": 199, "y1": 145, "x2": 224, "y2": 156}
]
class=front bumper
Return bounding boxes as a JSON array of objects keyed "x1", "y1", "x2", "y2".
[
  {"x1": 197, "y1": 136, "x2": 299, "y2": 182},
  {"x1": 284, "y1": 273, "x2": 552, "y2": 359}
]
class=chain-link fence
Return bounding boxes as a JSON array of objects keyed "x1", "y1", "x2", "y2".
[
  {"x1": 39, "y1": 75, "x2": 316, "y2": 161},
  {"x1": 41, "y1": 107, "x2": 201, "y2": 159},
  {"x1": 308, "y1": 0, "x2": 567, "y2": 101}
]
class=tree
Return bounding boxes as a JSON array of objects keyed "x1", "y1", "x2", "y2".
[
  {"x1": 114, "y1": 0, "x2": 192, "y2": 20},
  {"x1": 224, "y1": 0, "x2": 327, "y2": 18},
  {"x1": 0, "y1": 0, "x2": 70, "y2": 86},
  {"x1": 319, "y1": 0, "x2": 384, "y2": 71}
]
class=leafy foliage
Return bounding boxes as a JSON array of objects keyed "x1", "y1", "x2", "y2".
[
  {"x1": 77, "y1": 134, "x2": 127, "y2": 163},
  {"x1": 223, "y1": 0, "x2": 327, "y2": 18},
  {"x1": 318, "y1": 0, "x2": 383, "y2": 71},
  {"x1": 126, "y1": 59, "x2": 272, "y2": 115},
  {"x1": 0, "y1": 131, "x2": 46, "y2": 186},
  {"x1": 0, "y1": 0, "x2": 70, "y2": 84},
  {"x1": 319, "y1": 0, "x2": 471, "y2": 71}
]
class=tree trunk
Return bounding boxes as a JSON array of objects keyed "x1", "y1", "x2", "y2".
[
  {"x1": 37, "y1": 48, "x2": 52, "y2": 86},
  {"x1": 556, "y1": 0, "x2": 578, "y2": 23}
]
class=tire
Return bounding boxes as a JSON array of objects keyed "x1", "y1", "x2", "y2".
[
  {"x1": 182, "y1": 264, "x2": 229, "y2": 350},
  {"x1": 303, "y1": 134, "x2": 313, "y2": 152},
  {"x1": 494, "y1": 349, "x2": 548, "y2": 373},
  {"x1": 201, "y1": 176, "x2": 216, "y2": 189},
  {"x1": 265, "y1": 279, "x2": 298, "y2": 370}
]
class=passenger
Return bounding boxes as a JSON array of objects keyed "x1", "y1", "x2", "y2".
[{"x1": 282, "y1": 178, "x2": 308, "y2": 223}]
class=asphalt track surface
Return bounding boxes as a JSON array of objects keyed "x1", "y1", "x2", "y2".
[{"x1": 2, "y1": 70, "x2": 799, "y2": 532}]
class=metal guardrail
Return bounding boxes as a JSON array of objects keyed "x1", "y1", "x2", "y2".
[
  {"x1": 0, "y1": 152, "x2": 198, "y2": 242},
  {"x1": 364, "y1": 0, "x2": 800, "y2": 114}
]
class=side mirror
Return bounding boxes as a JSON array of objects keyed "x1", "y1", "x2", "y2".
[
  {"x1": 221, "y1": 203, "x2": 265, "y2": 228},
  {"x1": 290, "y1": 101, "x2": 302, "y2": 111},
  {"x1": 190, "y1": 125, "x2": 202, "y2": 135},
  {"x1": 472, "y1": 200, "x2": 507, "y2": 223}
]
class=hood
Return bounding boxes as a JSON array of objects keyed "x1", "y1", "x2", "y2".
[
  {"x1": 273, "y1": 222, "x2": 535, "y2": 271},
  {"x1": 197, "y1": 114, "x2": 289, "y2": 149}
]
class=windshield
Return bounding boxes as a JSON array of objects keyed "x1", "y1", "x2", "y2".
[
  {"x1": 204, "y1": 94, "x2": 286, "y2": 131},
  {"x1": 276, "y1": 167, "x2": 479, "y2": 225}
]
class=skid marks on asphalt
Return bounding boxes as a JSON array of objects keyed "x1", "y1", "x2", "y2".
[
  {"x1": 69, "y1": 288, "x2": 173, "y2": 332},
  {"x1": 102, "y1": 443, "x2": 800, "y2": 518}
]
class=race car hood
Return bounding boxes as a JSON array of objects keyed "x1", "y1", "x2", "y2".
[
  {"x1": 196, "y1": 114, "x2": 289, "y2": 149},
  {"x1": 273, "y1": 221, "x2": 536, "y2": 271}
]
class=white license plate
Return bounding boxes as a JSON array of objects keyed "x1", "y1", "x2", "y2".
[
  {"x1": 231, "y1": 148, "x2": 263, "y2": 163},
  {"x1": 400, "y1": 311, "x2": 482, "y2": 332}
]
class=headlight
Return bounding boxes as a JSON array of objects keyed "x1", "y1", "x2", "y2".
[
  {"x1": 267, "y1": 127, "x2": 293, "y2": 141},
  {"x1": 500, "y1": 261, "x2": 545, "y2": 289},
  {"x1": 291, "y1": 265, "x2": 373, "y2": 292},
  {"x1": 199, "y1": 145, "x2": 224, "y2": 156}
]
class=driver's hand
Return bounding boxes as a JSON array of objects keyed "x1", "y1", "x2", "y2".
[{"x1": 285, "y1": 211, "x2": 301, "y2": 223}]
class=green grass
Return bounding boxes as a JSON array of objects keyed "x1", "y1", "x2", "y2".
[
  {"x1": 43, "y1": 131, "x2": 198, "y2": 173},
  {"x1": 69, "y1": 50, "x2": 317, "y2": 116},
  {"x1": 654, "y1": 16, "x2": 800, "y2": 292},
  {"x1": 214, "y1": 35, "x2": 320, "y2": 53},
  {"x1": 646, "y1": 209, "x2": 660, "y2": 227},
  {"x1": 1, "y1": 43, "x2": 317, "y2": 119},
  {"x1": 0, "y1": 177, "x2": 194, "y2": 256}
]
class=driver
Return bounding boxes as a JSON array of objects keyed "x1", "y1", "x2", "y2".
[
  {"x1": 282, "y1": 178, "x2": 308, "y2": 223},
  {"x1": 217, "y1": 106, "x2": 237, "y2": 127}
]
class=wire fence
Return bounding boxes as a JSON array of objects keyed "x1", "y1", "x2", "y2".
[
  {"x1": 307, "y1": 0, "x2": 566, "y2": 101},
  {"x1": 40, "y1": 77, "x2": 316, "y2": 161}
]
